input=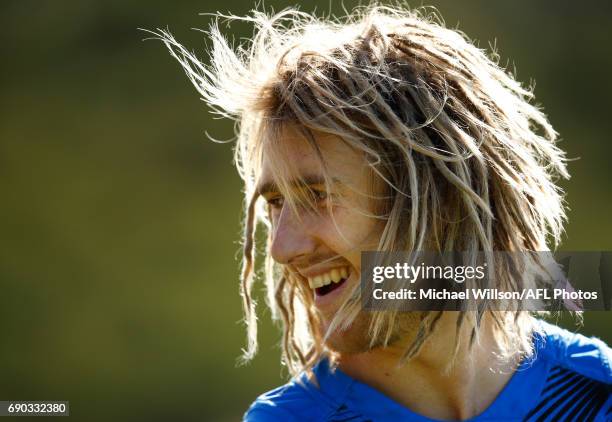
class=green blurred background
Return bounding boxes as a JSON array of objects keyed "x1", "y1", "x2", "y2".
[{"x1": 1, "y1": 1, "x2": 610, "y2": 421}]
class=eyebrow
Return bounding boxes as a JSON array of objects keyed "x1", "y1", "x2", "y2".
[{"x1": 255, "y1": 174, "x2": 340, "y2": 198}]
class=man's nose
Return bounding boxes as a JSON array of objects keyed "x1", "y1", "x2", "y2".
[{"x1": 269, "y1": 204, "x2": 317, "y2": 265}]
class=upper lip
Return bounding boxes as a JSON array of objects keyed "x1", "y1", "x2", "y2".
[{"x1": 295, "y1": 265, "x2": 351, "y2": 279}]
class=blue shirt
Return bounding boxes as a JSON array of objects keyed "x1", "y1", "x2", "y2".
[{"x1": 244, "y1": 320, "x2": 611, "y2": 421}]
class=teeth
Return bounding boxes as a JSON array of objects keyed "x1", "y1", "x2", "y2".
[
  {"x1": 331, "y1": 269, "x2": 341, "y2": 283},
  {"x1": 307, "y1": 267, "x2": 350, "y2": 289}
]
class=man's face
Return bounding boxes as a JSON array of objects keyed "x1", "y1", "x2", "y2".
[{"x1": 257, "y1": 127, "x2": 385, "y2": 352}]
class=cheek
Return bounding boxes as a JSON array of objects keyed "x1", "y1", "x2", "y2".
[{"x1": 321, "y1": 207, "x2": 381, "y2": 261}]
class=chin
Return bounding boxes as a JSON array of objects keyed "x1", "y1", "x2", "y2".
[
  {"x1": 322, "y1": 310, "x2": 422, "y2": 355},
  {"x1": 321, "y1": 311, "x2": 374, "y2": 354}
]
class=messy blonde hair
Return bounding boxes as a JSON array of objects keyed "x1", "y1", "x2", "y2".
[{"x1": 148, "y1": 4, "x2": 569, "y2": 375}]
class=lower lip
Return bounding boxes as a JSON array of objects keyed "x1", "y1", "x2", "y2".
[{"x1": 313, "y1": 273, "x2": 354, "y2": 311}]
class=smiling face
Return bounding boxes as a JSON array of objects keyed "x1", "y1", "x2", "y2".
[{"x1": 257, "y1": 126, "x2": 386, "y2": 352}]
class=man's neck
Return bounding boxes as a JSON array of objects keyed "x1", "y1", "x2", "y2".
[{"x1": 337, "y1": 313, "x2": 523, "y2": 421}]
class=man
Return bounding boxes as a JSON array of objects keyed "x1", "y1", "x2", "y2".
[{"x1": 151, "y1": 5, "x2": 611, "y2": 421}]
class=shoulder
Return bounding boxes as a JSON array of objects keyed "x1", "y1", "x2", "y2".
[
  {"x1": 243, "y1": 359, "x2": 350, "y2": 422},
  {"x1": 535, "y1": 319, "x2": 612, "y2": 383},
  {"x1": 523, "y1": 320, "x2": 611, "y2": 421},
  {"x1": 243, "y1": 380, "x2": 318, "y2": 422}
]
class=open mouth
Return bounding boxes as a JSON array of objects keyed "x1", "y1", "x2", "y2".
[
  {"x1": 307, "y1": 266, "x2": 351, "y2": 297},
  {"x1": 315, "y1": 277, "x2": 348, "y2": 296}
]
